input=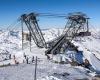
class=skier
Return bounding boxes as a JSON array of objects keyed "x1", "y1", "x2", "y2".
[
  {"x1": 26, "y1": 57, "x2": 29, "y2": 64},
  {"x1": 32, "y1": 56, "x2": 34, "y2": 63}
]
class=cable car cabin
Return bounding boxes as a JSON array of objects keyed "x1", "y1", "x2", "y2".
[{"x1": 75, "y1": 31, "x2": 91, "y2": 37}]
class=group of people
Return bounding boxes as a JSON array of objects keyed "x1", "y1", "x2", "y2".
[
  {"x1": 23, "y1": 53, "x2": 35, "y2": 64},
  {"x1": 12, "y1": 53, "x2": 35, "y2": 65}
]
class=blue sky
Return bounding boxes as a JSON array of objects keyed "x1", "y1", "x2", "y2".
[{"x1": 0, "y1": 0, "x2": 100, "y2": 29}]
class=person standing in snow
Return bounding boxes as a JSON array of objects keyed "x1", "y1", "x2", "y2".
[
  {"x1": 26, "y1": 57, "x2": 29, "y2": 64},
  {"x1": 9, "y1": 54, "x2": 11, "y2": 59},
  {"x1": 84, "y1": 59, "x2": 90, "y2": 68},
  {"x1": 13, "y1": 55, "x2": 18, "y2": 64},
  {"x1": 23, "y1": 53, "x2": 26, "y2": 59},
  {"x1": 32, "y1": 56, "x2": 34, "y2": 63},
  {"x1": 13, "y1": 55, "x2": 16, "y2": 60}
]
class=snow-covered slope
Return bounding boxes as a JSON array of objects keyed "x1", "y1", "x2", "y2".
[
  {"x1": 72, "y1": 29, "x2": 100, "y2": 72},
  {"x1": 0, "y1": 31, "x2": 22, "y2": 52},
  {"x1": 0, "y1": 28, "x2": 100, "y2": 80},
  {"x1": 0, "y1": 31, "x2": 22, "y2": 61},
  {"x1": 43, "y1": 28, "x2": 100, "y2": 72}
]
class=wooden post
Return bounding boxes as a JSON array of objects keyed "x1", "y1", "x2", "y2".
[
  {"x1": 29, "y1": 31, "x2": 31, "y2": 52},
  {"x1": 34, "y1": 56, "x2": 37, "y2": 80},
  {"x1": 21, "y1": 20, "x2": 24, "y2": 50}
]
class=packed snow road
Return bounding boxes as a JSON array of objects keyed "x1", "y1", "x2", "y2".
[{"x1": 0, "y1": 60, "x2": 95, "y2": 80}]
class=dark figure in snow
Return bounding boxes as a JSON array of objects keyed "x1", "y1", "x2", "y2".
[
  {"x1": 23, "y1": 53, "x2": 26, "y2": 59},
  {"x1": 9, "y1": 54, "x2": 11, "y2": 59},
  {"x1": 13, "y1": 55, "x2": 19, "y2": 65},
  {"x1": 13, "y1": 55, "x2": 16, "y2": 60},
  {"x1": 26, "y1": 57, "x2": 29, "y2": 64},
  {"x1": 83, "y1": 59, "x2": 95, "y2": 71},
  {"x1": 47, "y1": 54, "x2": 50, "y2": 60},
  {"x1": 84, "y1": 59, "x2": 90, "y2": 68},
  {"x1": 45, "y1": 53, "x2": 50, "y2": 60},
  {"x1": 32, "y1": 56, "x2": 34, "y2": 63},
  {"x1": 15, "y1": 60, "x2": 19, "y2": 65}
]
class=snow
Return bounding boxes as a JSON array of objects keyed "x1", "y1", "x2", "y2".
[
  {"x1": 0, "y1": 31, "x2": 22, "y2": 53},
  {"x1": 0, "y1": 61, "x2": 94, "y2": 80},
  {"x1": 0, "y1": 28, "x2": 100, "y2": 80},
  {"x1": 72, "y1": 29, "x2": 100, "y2": 72},
  {"x1": 90, "y1": 54, "x2": 100, "y2": 72}
]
